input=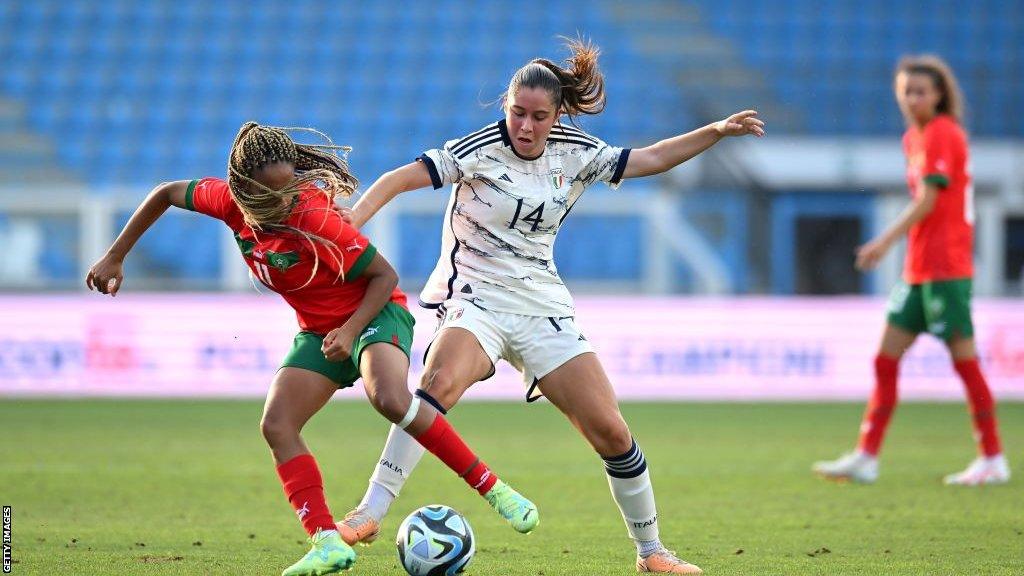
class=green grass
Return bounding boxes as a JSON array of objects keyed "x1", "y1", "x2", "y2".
[{"x1": 1, "y1": 400, "x2": 1021, "y2": 575}]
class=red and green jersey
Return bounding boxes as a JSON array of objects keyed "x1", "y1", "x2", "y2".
[
  {"x1": 901, "y1": 114, "x2": 974, "y2": 284},
  {"x1": 185, "y1": 177, "x2": 407, "y2": 335}
]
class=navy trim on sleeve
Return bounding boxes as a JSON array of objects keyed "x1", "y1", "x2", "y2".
[
  {"x1": 417, "y1": 153, "x2": 443, "y2": 189},
  {"x1": 610, "y1": 148, "x2": 631, "y2": 185}
]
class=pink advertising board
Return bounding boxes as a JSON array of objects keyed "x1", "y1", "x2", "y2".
[{"x1": 1, "y1": 295, "x2": 1021, "y2": 401}]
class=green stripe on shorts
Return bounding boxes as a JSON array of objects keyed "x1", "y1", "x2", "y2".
[{"x1": 886, "y1": 278, "x2": 974, "y2": 341}]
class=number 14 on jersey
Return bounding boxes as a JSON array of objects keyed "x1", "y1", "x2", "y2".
[{"x1": 509, "y1": 199, "x2": 546, "y2": 232}]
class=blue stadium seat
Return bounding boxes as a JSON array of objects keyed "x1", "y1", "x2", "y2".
[
  {"x1": 694, "y1": 0, "x2": 1020, "y2": 136},
  {"x1": 3, "y1": 0, "x2": 1020, "y2": 286}
]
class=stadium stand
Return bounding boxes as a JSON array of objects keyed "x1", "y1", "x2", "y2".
[{"x1": 1, "y1": 1, "x2": 1019, "y2": 291}]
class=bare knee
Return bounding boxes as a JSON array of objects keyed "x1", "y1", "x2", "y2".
[
  {"x1": 367, "y1": 386, "x2": 411, "y2": 423},
  {"x1": 260, "y1": 413, "x2": 299, "y2": 448},
  {"x1": 420, "y1": 368, "x2": 461, "y2": 410},
  {"x1": 585, "y1": 415, "x2": 633, "y2": 457}
]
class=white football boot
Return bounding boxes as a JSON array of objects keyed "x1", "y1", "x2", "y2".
[
  {"x1": 943, "y1": 454, "x2": 1010, "y2": 486},
  {"x1": 812, "y1": 451, "x2": 879, "y2": 483}
]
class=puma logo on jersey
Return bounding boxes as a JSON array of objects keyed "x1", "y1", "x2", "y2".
[
  {"x1": 361, "y1": 325, "x2": 381, "y2": 339},
  {"x1": 345, "y1": 239, "x2": 363, "y2": 252},
  {"x1": 499, "y1": 173, "x2": 513, "y2": 183}
]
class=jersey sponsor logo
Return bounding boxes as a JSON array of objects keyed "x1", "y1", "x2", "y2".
[
  {"x1": 499, "y1": 173, "x2": 513, "y2": 183},
  {"x1": 360, "y1": 325, "x2": 381, "y2": 340}
]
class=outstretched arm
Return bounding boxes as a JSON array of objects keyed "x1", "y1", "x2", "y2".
[
  {"x1": 348, "y1": 161, "x2": 434, "y2": 228},
  {"x1": 855, "y1": 184, "x2": 940, "y2": 271},
  {"x1": 85, "y1": 180, "x2": 191, "y2": 295},
  {"x1": 622, "y1": 110, "x2": 765, "y2": 179}
]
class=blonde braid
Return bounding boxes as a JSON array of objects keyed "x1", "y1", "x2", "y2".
[{"x1": 227, "y1": 121, "x2": 361, "y2": 288}]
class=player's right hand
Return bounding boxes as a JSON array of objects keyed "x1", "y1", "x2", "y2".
[
  {"x1": 854, "y1": 238, "x2": 888, "y2": 271},
  {"x1": 86, "y1": 255, "x2": 124, "y2": 296}
]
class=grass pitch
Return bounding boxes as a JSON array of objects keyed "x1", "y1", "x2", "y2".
[{"x1": 1, "y1": 400, "x2": 1021, "y2": 575}]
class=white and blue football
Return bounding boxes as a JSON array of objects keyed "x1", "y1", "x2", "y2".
[{"x1": 396, "y1": 505, "x2": 476, "y2": 576}]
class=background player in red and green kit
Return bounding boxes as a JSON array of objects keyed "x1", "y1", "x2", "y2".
[
  {"x1": 814, "y1": 56, "x2": 1010, "y2": 486},
  {"x1": 86, "y1": 122, "x2": 538, "y2": 576}
]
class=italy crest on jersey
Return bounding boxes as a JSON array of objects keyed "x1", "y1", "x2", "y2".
[{"x1": 550, "y1": 168, "x2": 564, "y2": 189}]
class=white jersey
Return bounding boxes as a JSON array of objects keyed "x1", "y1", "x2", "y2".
[{"x1": 418, "y1": 119, "x2": 630, "y2": 317}]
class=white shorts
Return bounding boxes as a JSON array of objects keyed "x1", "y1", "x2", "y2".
[{"x1": 430, "y1": 300, "x2": 593, "y2": 401}]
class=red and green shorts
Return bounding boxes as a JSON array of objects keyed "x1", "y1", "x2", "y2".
[
  {"x1": 280, "y1": 302, "x2": 415, "y2": 388},
  {"x1": 886, "y1": 278, "x2": 974, "y2": 341}
]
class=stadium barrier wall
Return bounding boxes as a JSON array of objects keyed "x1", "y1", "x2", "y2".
[{"x1": 1, "y1": 295, "x2": 1021, "y2": 401}]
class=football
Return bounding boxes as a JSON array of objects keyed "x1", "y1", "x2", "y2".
[{"x1": 396, "y1": 505, "x2": 476, "y2": 576}]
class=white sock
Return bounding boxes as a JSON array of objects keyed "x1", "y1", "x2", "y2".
[
  {"x1": 360, "y1": 423, "x2": 425, "y2": 520},
  {"x1": 637, "y1": 538, "x2": 663, "y2": 557},
  {"x1": 986, "y1": 453, "x2": 1006, "y2": 465},
  {"x1": 357, "y1": 481, "x2": 396, "y2": 521},
  {"x1": 604, "y1": 439, "x2": 660, "y2": 548}
]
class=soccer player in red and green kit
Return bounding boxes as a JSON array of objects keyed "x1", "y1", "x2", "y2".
[
  {"x1": 86, "y1": 122, "x2": 538, "y2": 576},
  {"x1": 814, "y1": 56, "x2": 1009, "y2": 486}
]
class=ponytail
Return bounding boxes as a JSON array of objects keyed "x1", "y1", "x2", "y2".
[{"x1": 506, "y1": 37, "x2": 606, "y2": 119}]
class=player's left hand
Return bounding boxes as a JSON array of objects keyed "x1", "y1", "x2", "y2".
[
  {"x1": 855, "y1": 238, "x2": 890, "y2": 271},
  {"x1": 322, "y1": 326, "x2": 356, "y2": 362},
  {"x1": 715, "y1": 110, "x2": 765, "y2": 137}
]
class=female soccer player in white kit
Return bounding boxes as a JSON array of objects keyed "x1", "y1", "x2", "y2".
[{"x1": 339, "y1": 39, "x2": 764, "y2": 574}]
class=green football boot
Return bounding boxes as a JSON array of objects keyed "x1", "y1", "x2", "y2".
[
  {"x1": 281, "y1": 529, "x2": 356, "y2": 576},
  {"x1": 483, "y1": 479, "x2": 539, "y2": 534}
]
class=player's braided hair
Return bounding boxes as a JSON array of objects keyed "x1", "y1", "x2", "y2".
[
  {"x1": 895, "y1": 55, "x2": 965, "y2": 124},
  {"x1": 227, "y1": 122, "x2": 360, "y2": 288},
  {"x1": 227, "y1": 121, "x2": 358, "y2": 229},
  {"x1": 506, "y1": 36, "x2": 606, "y2": 120}
]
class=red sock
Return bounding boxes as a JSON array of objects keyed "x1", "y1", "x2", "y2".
[
  {"x1": 276, "y1": 454, "x2": 336, "y2": 536},
  {"x1": 858, "y1": 354, "x2": 900, "y2": 456},
  {"x1": 954, "y1": 358, "x2": 1003, "y2": 457},
  {"x1": 415, "y1": 414, "x2": 499, "y2": 495}
]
